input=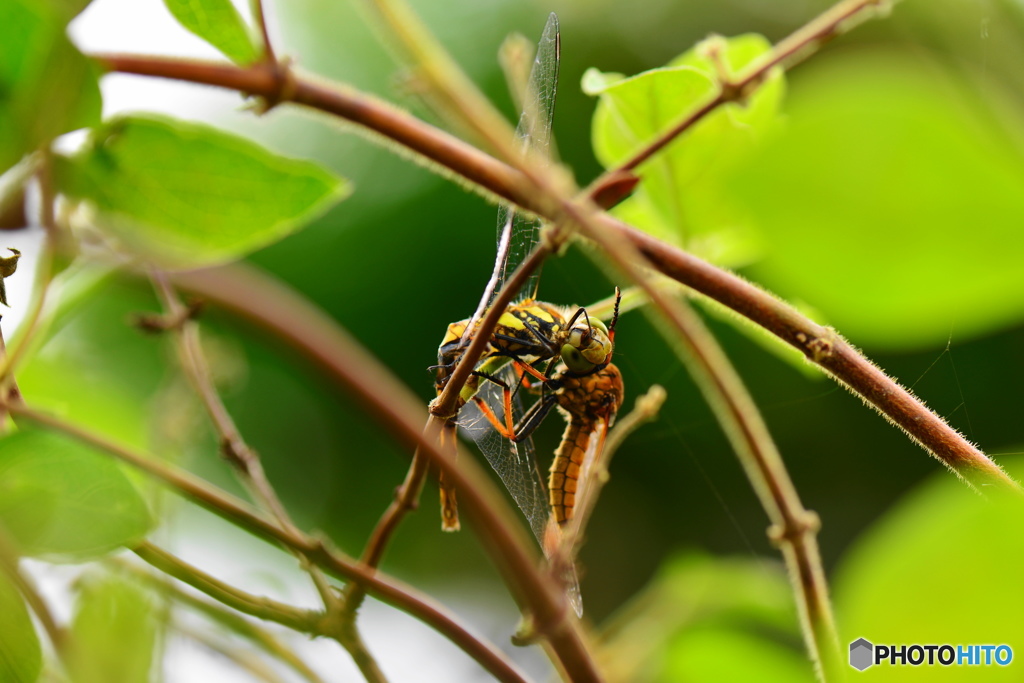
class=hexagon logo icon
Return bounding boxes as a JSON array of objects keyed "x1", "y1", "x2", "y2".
[{"x1": 850, "y1": 638, "x2": 874, "y2": 671}]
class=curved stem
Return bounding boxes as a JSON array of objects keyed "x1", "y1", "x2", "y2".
[
  {"x1": 6, "y1": 401, "x2": 531, "y2": 683},
  {"x1": 134, "y1": 542, "x2": 320, "y2": 633},
  {"x1": 172, "y1": 263, "x2": 600, "y2": 681},
  {"x1": 597, "y1": 0, "x2": 886, "y2": 177},
  {"x1": 149, "y1": 272, "x2": 386, "y2": 682},
  {"x1": 90, "y1": 28, "x2": 1017, "y2": 491}
]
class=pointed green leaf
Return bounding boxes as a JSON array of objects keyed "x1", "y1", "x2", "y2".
[
  {"x1": 163, "y1": 0, "x2": 260, "y2": 65},
  {"x1": 0, "y1": 0, "x2": 102, "y2": 174},
  {"x1": 70, "y1": 573, "x2": 158, "y2": 683},
  {"x1": 587, "y1": 34, "x2": 784, "y2": 267},
  {"x1": 0, "y1": 570, "x2": 42, "y2": 683},
  {"x1": 0, "y1": 430, "x2": 152, "y2": 561},
  {"x1": 54, "y1": 115, "x2": 350, "y2": 269}
]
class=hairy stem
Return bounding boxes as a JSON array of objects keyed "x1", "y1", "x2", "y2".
[
  {"x1": 89, "y1": 0, "x2": 1016, "y2": 492},
  {"x1": 598, "y1": 0, "x2": 888, "y2": 176}
]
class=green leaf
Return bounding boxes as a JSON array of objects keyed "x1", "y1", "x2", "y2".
[
  {"x1": 599, "y1": 552, "x2": 806, "y2": 681},
  {"x1": 0, "y1": 0, "x2": 102, "y2": 174},
  {"x1": 0, "y1": 570, "x2": 42, "y2": 683},
  {"x1": 0, "y1": 430, "x2": 152, "y2": 561},
  {"x1": 662, "y1": 627, "x2": 815, "y2": 683},
  {"x1": 69, "y1": 573, "x2": 158, "y2": 683},
  {"x1": 162, "y1": 0, "x2": 260, "y2": 65},
  {"x1": 49, "y1": 0, "x2": 94, "y2": 20},
  {"x1": 833, "y1": 456, "x2": 1024, "y2": 681},
  {"x1": 586, "y1": 34, "x2": 784, "y2": 267},
  {"x1": 732, "y1": 51, "x2": 1024, "y2": 349},
  {"x1": 54, "y1": 115, "x2": 350, "y2": 269}
]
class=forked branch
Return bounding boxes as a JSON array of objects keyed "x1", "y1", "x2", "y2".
[{"x1": 88, "y1": 0, "x2": 1017, "y2": 493}]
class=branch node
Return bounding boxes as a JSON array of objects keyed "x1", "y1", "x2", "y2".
[
  {"x1": 795, "y1": 327, "x2": 838, "y2": 363},
  {"x1": 132, "y1": 299, "x2": 204, "y2": 334},
  {"x1": 219, "y1": 434, "x2": 255, "y2": 471},
  {"x1": 252, "y1": 56, "x2": 298, "y2": 115},
  {"x1": 767, "y1": 510, "x2": 822, "y2": 547}
]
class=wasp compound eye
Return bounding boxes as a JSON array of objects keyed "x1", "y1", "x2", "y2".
[{"x1": 561, "y1": 344, "x2": 594, "y2": 374}]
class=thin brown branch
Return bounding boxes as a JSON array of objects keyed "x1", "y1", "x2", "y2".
[
  {"x1": 148, "y1": 272, "x2": 385, "y2": 681},
  {"x1": 613, "y1": 220, "x2": 1018, "y2": 493},
  {"x1": 339, "y1": 444, "x2": 429, "y2": 619},
  {"x1": 172, "y1": 263, "x2": 599, "y2": 681},
  {"x1": 249, "y1": 0, "x2": 276, "y2": 64},
  {"x1": 91, "y1": 53, "x2": 529, "y2": 211},
  {"x1": 5, "y1": 401, "x2": 530, "y2": 683},
  {"x1": 343, "y1": 238, "x2": 550, "y2": 618},
  {"x1": 599, "y1": 0, "x2": 888, "y2": 177},
  {"x1": 90, "y1": 9, "x2": 1016, "y2": 493},
  {"x1": 529, "y1": 183, "x2": 844, "y2": 676},
  {"x1": 150, "y1": 272, "x2": 293, "y2": 530}
]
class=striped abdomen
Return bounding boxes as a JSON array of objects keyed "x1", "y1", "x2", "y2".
[
  {"x1": 549, "y1": 417, "x2": 594, "y2": 524},
  {"x1": 547, "y1": 364, "x2": 624, "y2": 525}
]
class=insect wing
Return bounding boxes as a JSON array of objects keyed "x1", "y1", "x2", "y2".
[
  {"x1": 457, "y1": 375, "x2": 551, "y2": 544},
  {"x1": 494, "y1": 12, "x2": 560, "y2": 305}
]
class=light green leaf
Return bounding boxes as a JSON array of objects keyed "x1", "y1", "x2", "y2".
[
  {"x1": 0, "y1": 0, "x2": 102, "y2": 174},
  {"x1": 598, "y1": 552, "x2": 805, "y2": 681},
  {"x1": 662, "y1": 627, "x2": 814, "y2": 683},
  {"x1": 54, "y1": 115, "x2": 350, "y2": 269},
  {"x1": 586, "y1": 34, "x2": 784, "y2": 267},
  {"x1": 70, "y1": 573, "x2": 158, "y2": 683},
  {"x1": 732, "y1": 51, "x2": 1024, "y2": 349},
  {"x1": 0, "y1": 430, "x2": 152, "y2": 561},
  {"x1": 834, "y1": 456, "x2": 1024, "y2": 681},
  {"x1": 163, "y1": 0, "x2": 260, "y2": 65},
  {"x1": 0, "y1": 570, "x2": 42, "y2": 683}
]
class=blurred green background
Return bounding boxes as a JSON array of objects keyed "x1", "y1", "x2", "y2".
[{"x1": 24, "y1": 0, "x2": 1024, "y2": 677}]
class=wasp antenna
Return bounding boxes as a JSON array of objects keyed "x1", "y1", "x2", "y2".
[{"x1": 609, "y1": 286, "x2": 622, "y2": 337}]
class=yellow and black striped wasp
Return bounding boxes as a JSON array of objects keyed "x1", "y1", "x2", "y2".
[{"x1": 433, "y1": 13, "x2": 624, "y2": 614}]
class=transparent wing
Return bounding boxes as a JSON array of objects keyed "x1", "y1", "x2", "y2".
[
  {"x1": 493, "y1": 12, "x2": 560, "y2": 305},
  {"x1": 457, "y1": 377, "x2": 551, "y2": 544}
]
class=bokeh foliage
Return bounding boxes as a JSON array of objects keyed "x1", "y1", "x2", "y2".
[{"x1": 1, "y1": 0, "x2": 1024, "y2": 680}]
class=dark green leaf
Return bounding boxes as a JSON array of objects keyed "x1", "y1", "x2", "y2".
[
  {"x1": 586, "y1": 34, "x2": 784, "y2": 267},
  {"x1": 163, "y1": 0, "x2": 260, "y2": 65},
  {"x1": 70, "y1": 573, "x2": 158, "y2": 683},
  {"x1": 54, "y1": 115, "x2": 350, "y2": 269},
  {"x1": 732, "y1": 51, "x2": 1024, "y2": 349},
  {"x1": 0, "y1": 0, "x2": 102, "y2": 174},
  {"x1": 0, "y1": 430, "x2": 152, "y2": 561},
  {"x1": 0, "y1": 570, "x2": 42, "y2": 683}
]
